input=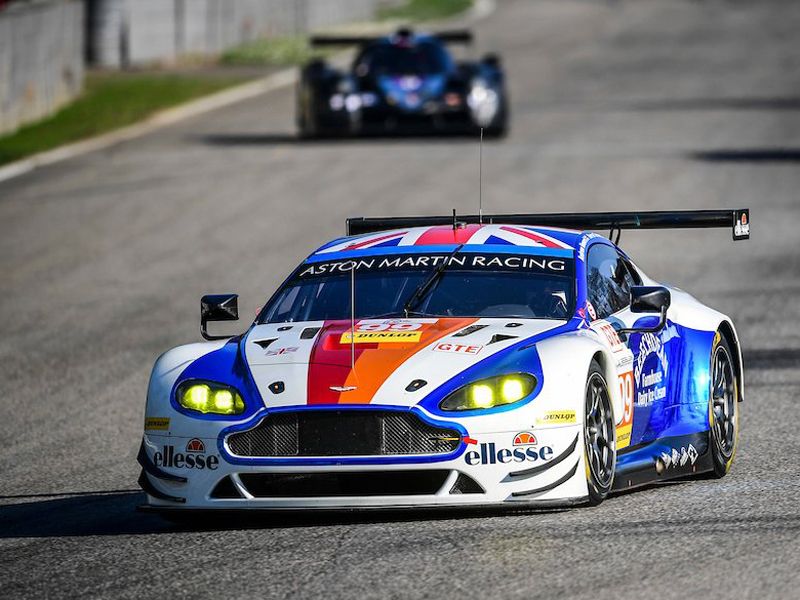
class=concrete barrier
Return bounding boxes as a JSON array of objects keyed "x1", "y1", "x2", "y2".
[
  {"x1": 88, "y1": 0, "x2": 399, "y2": 68},
  {"x1": 0, "y1": 0, "x2": 84, "y2": 135}
]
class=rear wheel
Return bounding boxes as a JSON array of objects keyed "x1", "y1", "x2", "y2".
[
  {"x1": 584, "y1": 360, "x2": 616, "y2": 505},
  {"x1": 709, "y1": 334, "x2": 739, "y2": 477}
]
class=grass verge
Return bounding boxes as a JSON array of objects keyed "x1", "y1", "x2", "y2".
[
  {"x1": 0, "y1": 72, "x2": 247, "y2": 166},
  {"x1": 378, "y1": 0, "x2": 473, "y2": 21},
  {"x1": 220, "y1": 36, "x2": 328, "y2": 67}
]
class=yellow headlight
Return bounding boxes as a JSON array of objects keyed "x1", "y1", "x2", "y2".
[
  {"x1": 501, "y1": 377, "x2": 526, "y2": 403},
  {"x1": 470, "y1": 384, "x2": 494, "y2": 408},
  {"x1": 178, "y1": 382, "x2": 245, "y2": 415},
  {"x1": 440, "y1": 373, "x2": 537, "y2": 412}
]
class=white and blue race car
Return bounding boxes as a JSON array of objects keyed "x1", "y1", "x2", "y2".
[{"x1": 139, "y1": 209, "x2": 749, "y2": 514}]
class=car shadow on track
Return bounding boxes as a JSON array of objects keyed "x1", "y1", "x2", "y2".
[
  {"x1": 194, "y1": 131, "x2": 496, "y2": 147},
  {"x1": 689, "y1": 148, "x2": 800, "y2": 163},
  {"x1": 0, "y1": 491, "x2": 569, "y2": 538}
]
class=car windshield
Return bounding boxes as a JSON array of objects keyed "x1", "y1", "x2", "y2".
[
  {"x1": 260, "y1": 252, "x2": 575, "y2": 323},
  {"x1": 358, "y1": 41, "x2": 450, "y2": 75}
]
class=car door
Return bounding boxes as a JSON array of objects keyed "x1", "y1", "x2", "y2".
[
  {"x1": 585, "y1": 242, "x2": 641, "y2": 451},
  {"x1": 587, "y1": 242, "x2": 684, "y2": 450}
]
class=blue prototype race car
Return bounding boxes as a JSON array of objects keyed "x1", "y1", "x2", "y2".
[{"x1": 296, "y1": 28, "x2": 508, "y2": 137}]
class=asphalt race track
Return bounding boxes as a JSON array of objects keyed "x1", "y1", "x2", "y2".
[{"x1": 1, "y1": 1, "x2": 799, "y2": 598}]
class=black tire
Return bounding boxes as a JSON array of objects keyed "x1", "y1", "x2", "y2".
[
  {"x1": 709, "y1": 332, "x2": 739, "y2": 477},
  {"x1": 584, "y1": 360, "x2": 616, "y2": 505},
  {"x1": 296, "y1": 88, "x2": 318, "y2": 139}
]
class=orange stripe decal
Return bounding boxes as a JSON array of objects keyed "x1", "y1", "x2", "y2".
[{"x1": 307, "y1": 318, "x2": 476, "y2": 404}]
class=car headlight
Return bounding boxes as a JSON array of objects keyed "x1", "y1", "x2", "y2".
[
  {"x1": 337, "y1": 79, "x2": 354, "y2": 94},
  {"x1": 439, "y1": 373, "x2": 536, "y2": 411},
  {"x1": 177, "y1": 381, "x2": 245, "y2": 415}
]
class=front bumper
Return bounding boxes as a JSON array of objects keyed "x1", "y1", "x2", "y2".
[
  {"x1": 315, "y1": 96, "x2": 476, "y2": 135},
  {"x1": 138, "y1": 425, "x2": 588, "y2": 511}
]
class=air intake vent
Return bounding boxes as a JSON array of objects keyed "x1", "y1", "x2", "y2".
[
  {"x1": 449, "y1": 473, "x2": 484, "y2": 494},
  {"x1": 489, "y1": 334, "x2": 518, "y2": 345},
  {"x1": 453, "y1": 324, "x2": 488, "y2": 337},
  {"x1": 239, "y1": 470, "x2": 451, "y2": 498},
  {"x1": 227, "y1": 410, "x2": 461, "y2": 457},
  {"x1": 210, "y1": 476, "x2": 243, "y2": 499}
]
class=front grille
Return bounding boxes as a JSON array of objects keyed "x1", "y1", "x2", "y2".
[
  {"x1": 226, "y1": 410, "x2": 461, "y2": 457},
  {"x1": 239, "y1": 470, "x2": 450, "y2": 497}
]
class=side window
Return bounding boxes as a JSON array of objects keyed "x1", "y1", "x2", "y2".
[{"x1": 586, "y1": 244, "x2": 635, "y2": 319}]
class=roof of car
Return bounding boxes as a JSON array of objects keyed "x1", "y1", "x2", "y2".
[{"x1": 309, "y1": 224, "x2": 586, "y2": 259}]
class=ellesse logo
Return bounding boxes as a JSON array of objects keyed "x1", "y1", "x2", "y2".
[
  {"x1": 154, "y1": 438, "x2": 219, "y2": 470},
  {"x1": 513, "y1": 431, "x2": 537, "y2": 446}
]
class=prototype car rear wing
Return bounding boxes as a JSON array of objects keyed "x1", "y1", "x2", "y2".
[
  {"x1": 310, "y1": 29, "x2": 473, "y2": 47},
  {"x1": 346, "y1": 209, "x2": 751, "y2": 241}
]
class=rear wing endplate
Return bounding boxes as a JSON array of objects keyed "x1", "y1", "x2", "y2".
[{"x1": 346, "y1": 209, "x2": 750, "y2": 241}]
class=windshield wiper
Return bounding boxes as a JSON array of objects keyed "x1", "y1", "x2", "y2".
[{"x1": 402, "y1": 244, "x2": 464, "y2": 317}]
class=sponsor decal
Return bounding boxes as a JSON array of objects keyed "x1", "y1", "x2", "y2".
[
  {"x1": 595, "y1": 322, "x2": 625, "y2": 352},
  {"x1": 660, "y1": 444, "x2": 698, "y2": 469},
  {"x1": 266, "y1": 346, "x2": 299, "y2": 356},
  {"x1": 340, "y1": 320, "x2": 428, "y2": 344},
  {"x1": 433, "y1": 342, "x2": 482, "y2": 355},
  {"x1": 513, "y1": 431, "x2": 537, "y2": 446},
  {"x1": 734, "y1": 209, "x2": 750, "y2": 240},
  {"x1": 144, "y1": 417, "x2": 170, "y2": 431},
  {"x1": 586, "y1": 301, "x2": 597, "y2": 321},
  {"x1": 154, "y1": 438, "x2": 219, "y2": 470},
  {"x1": 616, "y1": 369, "x2": 634, "y2": 449},
  {"x1": 536, "y1": 410, "x2": 577, "y2": 425},
  {"x1": 464, "y1": 441, "x2": 554, "y2": 466},
  {"x1": 297, "y1": 254, "x2": 571, "y2": 278},
  {"x1": 634, "y1": 327, "x2": 676, "y2": 407},
  {"x1": 186, "y1": 438, "x2": 205, "y2": 453},
  {"x1": 341, "y1": 330, "x2": 422, "y2": 343}
]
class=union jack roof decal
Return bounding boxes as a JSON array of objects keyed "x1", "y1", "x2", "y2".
[{"x1": 313, "y1": 224, "x2": 579, "y2": 257}]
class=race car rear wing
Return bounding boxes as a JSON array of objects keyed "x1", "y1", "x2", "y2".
[
  {"x1": 346, "y1": 209, "x2": 751, "y2": 241},
  {"x1": 310, "y1": 29, "x2": 473, "y2": 47}
]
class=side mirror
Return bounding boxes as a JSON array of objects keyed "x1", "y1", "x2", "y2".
[
  {"x1": 201, "y1": 294, "x2": 239, "y2": 340},
  {"x1": 630, "y1": 286, "x2": 670, "y2": 314},
  {"x1": 620, "y1": 286, "x2": 671, "y2": 334},
  {"x1": 482, "y1": 53, "x2": 501, "y2": 68}
]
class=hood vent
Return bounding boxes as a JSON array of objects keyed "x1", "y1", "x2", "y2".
[
  {"x1": 405, "y1": 379, "x2": 427, "y2": 392},
  {"x1": 453, "y1": 324, "x2": 488, "y2": 338},
  {"x1": 300, "y1": 327, "x2": 321, "y2": 339},
  {"x1": 489, "y1": 334, "x2": 518, "y2": 345}
]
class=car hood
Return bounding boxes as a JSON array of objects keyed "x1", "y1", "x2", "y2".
[{"x1": 243, "y1": 317, "x2": 563, "y2": 409}]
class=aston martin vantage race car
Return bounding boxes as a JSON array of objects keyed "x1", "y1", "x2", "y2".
[
  {"x1": 138, "y1": 209, "x2": 749, "y2": 513},
  {"x1": 296, "y1": 28, "x2": 508, "y2": 137}
]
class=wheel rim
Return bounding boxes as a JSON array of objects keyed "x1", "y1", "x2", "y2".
[
  {"x1": 711, "y1": 345, "x2": 737, "y2": 458},
  {"x1": 585, "y1": 373, "x2": 615, "y2": 489}
]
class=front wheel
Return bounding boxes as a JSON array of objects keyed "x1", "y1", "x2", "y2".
[
  {"x1": 584, "y1": 360, "x2": 616, "y2": 505},
  {"x1": 709, "y1": 333, "x2": 739, "y2": 477}
]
